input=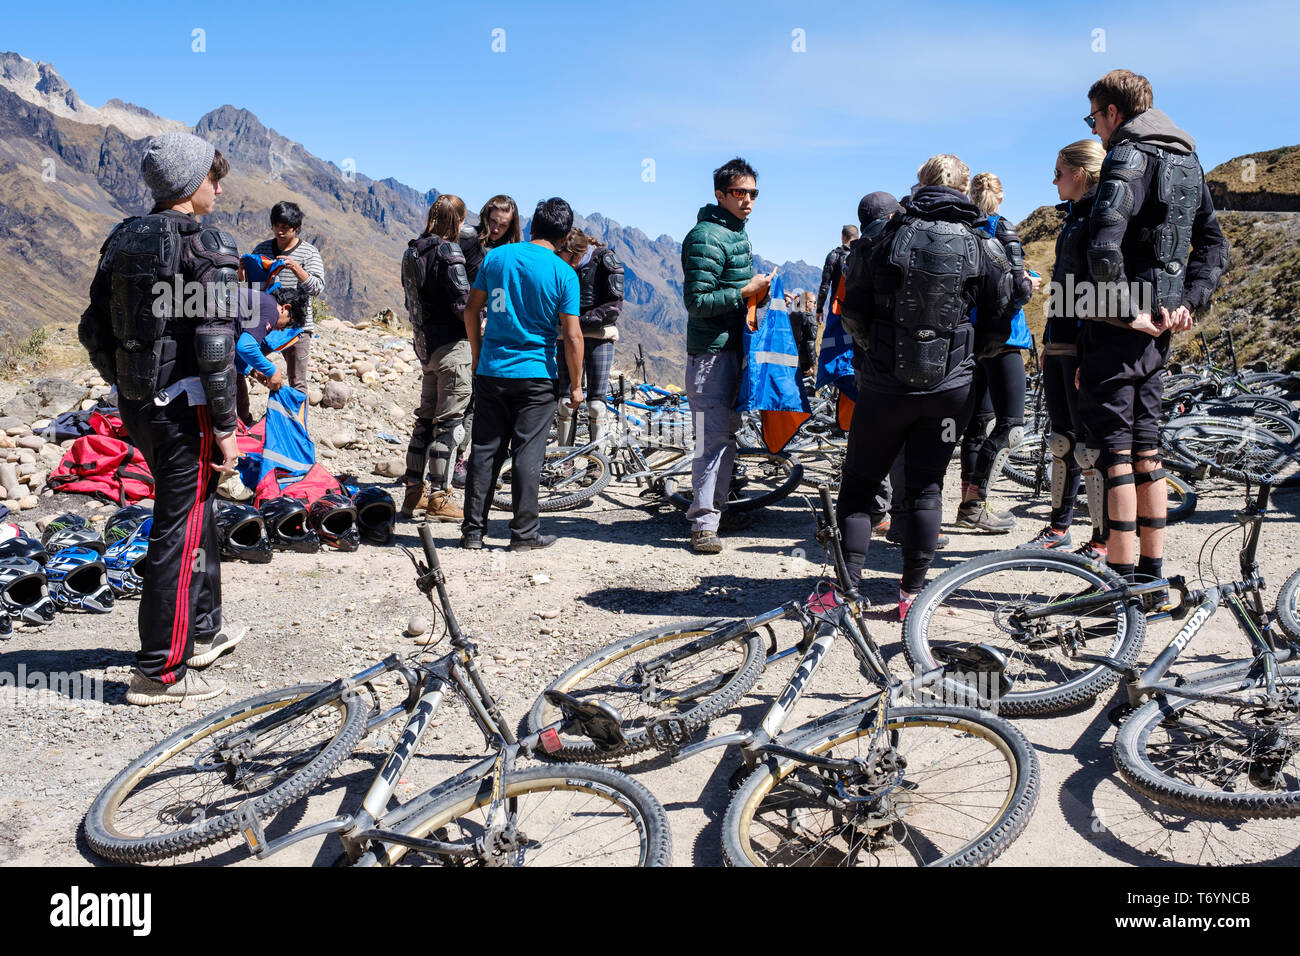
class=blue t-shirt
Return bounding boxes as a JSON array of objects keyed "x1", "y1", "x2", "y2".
[{"x1": 472, "y1": 242, "x2": 580, "y2": 379}]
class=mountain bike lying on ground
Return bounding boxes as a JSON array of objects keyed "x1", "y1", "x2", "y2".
[
  {"x1": 526, "y1": 486, "x2": 1040, "y2": 866},
  {"x1": 84, "y1": 523, "x2": 671, "y2": 867},
  {"x1": 902, "y1": 476, "x2": 1300, "y2": 818},
  {"x1": 492, "y1": 374, "x2": 802, "y2": 514}
]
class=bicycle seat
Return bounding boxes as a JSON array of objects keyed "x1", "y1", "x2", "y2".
[
  {"x1": 544, "y1": 690, "x2": 628, "y2": 753},
  {"x1": 933, "y1": 643, "x2": 1013, "y2": 699}
]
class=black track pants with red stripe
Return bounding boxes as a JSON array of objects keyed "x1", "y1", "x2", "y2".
[{"x1": 118, "y1": 396, "x2": 223, "y2": 684}]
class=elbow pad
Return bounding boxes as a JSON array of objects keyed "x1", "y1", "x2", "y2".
[
  {"x1": 1088, "y1": 247, "x2": 1124, "y2": 284},
  {"x1": 196, "y1": 328, "x2": 237, "y2": 421}
]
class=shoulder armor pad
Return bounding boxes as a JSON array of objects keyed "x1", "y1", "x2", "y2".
[
  {"x1": 1102, "y1": 143, "x2": 1147, "y2": 180},
  {"x1": 199, "y1": 228, "x2": 239, "y2": 256},
  {"x1": 599, "y1": 248, "x2": 622, "y2": 272},
  {"x1": 982, "y1": 236, "x2": 1010, "y2": 269},
  {"x1": 436, "y1": 238, "x2": 465, "y2": 263}
]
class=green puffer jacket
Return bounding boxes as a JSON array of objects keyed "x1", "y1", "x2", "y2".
[{"x1": 682, "y1": 204, "x2": 755, "y2": 354}]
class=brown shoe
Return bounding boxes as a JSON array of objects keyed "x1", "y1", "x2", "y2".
[
  {"x1": 427, "y1": 489, "x2": 463, "y2": 522},
  {"x1": 398, "y1": 482, "x2": 429, "y2": 520},
  {"x1": 691, "y1": 530, "x2": 723, "y2": 554}
]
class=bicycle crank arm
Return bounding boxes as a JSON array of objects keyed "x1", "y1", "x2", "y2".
[{"x1": 237, "y1": 804, "x2": 354, "y2": 860}]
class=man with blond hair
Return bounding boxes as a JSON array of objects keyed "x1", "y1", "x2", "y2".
[{"x1": 1079, "y1": 69, "x2": 1228, "y2": 595}]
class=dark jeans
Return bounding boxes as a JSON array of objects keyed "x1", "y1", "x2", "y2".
[
  {"x1": 461, "y1": 375, "x2": 558, "y2": 543},
  {"x1": 960, "y1": 351, "x2": 1026, "y2": 494},
  {"x1": 117, "y1": 396, "x2": 223, "y2": 684},
  {"x1": 1043, "y1": 351, "x2": 1083, "y2": 529},
  {"x1": 838, "y1": 383, "x2": 974, "y2": 593}
]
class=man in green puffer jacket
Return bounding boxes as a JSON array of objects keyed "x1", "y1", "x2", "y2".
[{"x1": 680, "y1": 157, "x2": 774, "y2": 554}]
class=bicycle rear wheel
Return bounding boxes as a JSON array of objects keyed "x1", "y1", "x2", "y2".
[
  {"x1": 722, "y1": 705, "x2": 1039, "y2": 866},
  {"x1": 1169, "y1": 423, "x2": 1300, "y2": 487},
  {"x1": 901, "y1": 550, "x2": 1146, "y2": 716},
  {"x1": 84, "y1": 683, "x2": 368, "y2": 862},
  {"x1": 1115, "y1": 661, "x2": 1300, "y2": 819},
  {"x1": 667, "y1": 447, "x2": 803, "y2": 512},
  {"x1": 492, "y1": 446, "x2": 613, "y2": 512},
  {"x1": 1274, "y1": 567, "x2": 1300, "y2": 643},
  {"x1": 376, "y1": 764, "x2": 672, "y2": 866},
  {"x1": 525, "y1": 618, "x2": 766, "y2": 761}
]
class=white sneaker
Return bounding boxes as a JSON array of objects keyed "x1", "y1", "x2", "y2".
[
  {"x1": 126, "y1": 669, "x2": 227, "y2": 706},
  {"x1": 187, "y1": 624, "x2": 248, "y2": 668}
]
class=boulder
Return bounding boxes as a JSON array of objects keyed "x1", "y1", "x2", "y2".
[
  {"x1": 0, "y1": 462, "x2": 21, "y2": 499},
  {"x1": 1, "y1": 378, "x2": 89, "y2": 422},
  {"x1": 372, "y1": 457, "x2": 405, "y2": 478},
  {"x1": 16, "y1": 434, "x2": 44, "y2": 450},
  {"x1": 307, "y1": 387, "x2": 323, "y2": 406},
  {"x1": 39, "y1": 444, "x2": 63, "y2": 464},
  {"x1": 321, "y1": 382, "x2": 352, "y2": 409},
  {"x1": 18, "y1": 495, "x2": 37, "y2": 511},
  {"x1": 359, "y1": 371, "x2": 378, "y2": 386}
]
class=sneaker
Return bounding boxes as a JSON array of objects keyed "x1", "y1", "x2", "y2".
[
  {"x1": 460, "y1": 533, "x2": 483, "y2": 550},
  {"x1": 871, "y1": 515, "x2": 891, "y2": 536},
  {"x1": 1074, "y1": 540, "x2": 1107, "y2": 562},
  {"x1": 898, "y1": 590, "x2": 917, "y2": 623},
  {"x1": 427, "y1": 490, "x2": 463, "y2": 523},
  {"x1": 1018, "y1": 526, "x2": 1072, "y2": 551},
  {"x1": 718, "y1": 510, "x2": 754, "y2": 532},
  {"x1": 398, "y1": 483, "x2": 428, "y2": 520},
  {"x1": 451, "y1": 455, "x2": 468, "y2": 489},
  {"x1": 126, "y1": 669, "x2": 227, "y2": 706},
  {"x1": 691, "y1": 530, "x2": 723, "y2": 554},
  {"x1": 885, "y1": 526, "x2": 950, "y2": 550},
  {"x1": 955, "y1": 500, "x2": 1014, "y2": 533},
  {"x1": 187, "y1": 624, "x2": 247, "y2": 669},
  {"x1": 509, "y1": 534, "x2": 556, "y2": 552}
]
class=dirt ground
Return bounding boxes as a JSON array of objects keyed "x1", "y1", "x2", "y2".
[{"x1": 2, "y1": 456, "x2": 1299, "y2": 867}]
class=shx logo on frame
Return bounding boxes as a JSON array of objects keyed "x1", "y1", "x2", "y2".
[{"x1": 49, "y1": 886, "x2": 151, "y2": 936}]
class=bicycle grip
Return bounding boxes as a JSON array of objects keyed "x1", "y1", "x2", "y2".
[{"x1": 418, "y1": 521, "x2": 441, "y2": 571}]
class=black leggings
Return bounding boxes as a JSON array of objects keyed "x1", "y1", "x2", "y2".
[
  {"x1": 838, "y1": 384, "x2": 975, "y2": 593},
  {"x1": 1042, "y1": 352, "x2": 1083, "y2": 529},
  {"x1": 960, "y1": 351, "x2": 1026, "y2": 495}
]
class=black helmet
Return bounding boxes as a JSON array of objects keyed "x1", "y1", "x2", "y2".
[
  {"x1": 0, "y1": 557, "x2": 57, "y2": 626},
  {"x1": 352, "y1": 486, "x2": 396, "y2": 546},
  {"x1": 0, "y1": 535, "x2": 48, "y2": 566},
  {"x1": 42, "y1": 514, "x2": 106, "y2": 555},
  {"x1": 104, "y1": 504, "x2": 153, "y2": 547},
  {"x1": 0, "y1": 606, "x2": 10, "y2": 639},
  {"x1": 259, "y1": 496, "x2": 320, "y2": 553},
  {"x1": 45, "y1": 546, "x2": 115, "y2": 613},
  {"x1": 214, "y1": 501, "x2": 273, "y2": 564},
  {"x1": 309, "y1": 493, "x2": 360, "y2": 552}
]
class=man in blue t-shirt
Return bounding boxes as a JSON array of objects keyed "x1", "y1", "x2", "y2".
[{"x1": 460, "y1": 197, "x2": 584, "y2": 550}]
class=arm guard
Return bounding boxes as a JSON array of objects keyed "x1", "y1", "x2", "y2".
[
  {"x1": 995, "y1": 218, "x2": 1033, "y2": 307},
  {"x1": 196, "y1": 326, "x2": 238, "y2": 432},
  {"x1": 815, "y1": 247, "x2": 837, "y2": 317},
  {"x1": 1182, "y1": 180, "x2": 1230, "y2": 311},
  {"x1": 191, "y1": 228, "x2": 242, "y2": 321},
  {"x1": 974, "y1": 240, "x2": 1017, "y2": 357},
  {"x1": 440, "y1": 241, "x2": 471, "y2": 316},
  {"x1": 1088, "y1": 144, "x2": 1148, "y2": 319}
]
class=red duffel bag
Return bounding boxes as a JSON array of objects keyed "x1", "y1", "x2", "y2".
[{"x1": 47, "y1": 434, "x2": 155, "y2": 506}]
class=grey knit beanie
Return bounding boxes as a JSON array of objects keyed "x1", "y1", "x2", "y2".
[{"x1": 141, "y1": 132, "x2": 216, "y2": 203}]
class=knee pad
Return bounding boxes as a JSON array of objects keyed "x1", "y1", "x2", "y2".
[
  {"x1": 1073, "y1": 444, "x2": 1101, "y2": 470},
  {"x1": 1005, "y1": 423, "x2": 1025, "y2": 450},
  {"x1": 1077, "y1": 445, "x2": 1106, "y2": 536},
  {"x1": 1048, "y1": 432, "x2": 1075, "y2": 460},
  {"x1": 1133, "y1": 449, "x2": 1166, "y2": 485},
  {"x1": 1102, "y1": 451, "x2": 1135, "y2": 491},
  {"x1": 902, "y1": 488, "x2": 943, "y2": 515}
]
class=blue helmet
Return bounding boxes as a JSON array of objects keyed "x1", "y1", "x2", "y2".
[
  {"x1": 104, "y1": 517, "x2": 151, "y2": 597},
  {"x1": 45, "y1": 546, "x2": 115, "y2": 613},
  {"x1": 0, "y1": 557, "x2": 57, "y2": 625},
  {"x1": 104, "y1": 505, "x2": 153, "y2": 547},
  {"x1": 42, "y1": 514, "x2": 106, "y2": 556},
  {"x1": 0, "y1": 534, "x2": 48, "y2": 566}
]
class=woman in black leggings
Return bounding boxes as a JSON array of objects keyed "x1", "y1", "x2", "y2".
[
  {"x1": 1020, "y1": 139, "x2": 1109, "y2": 554},
  {"x1": 955, "y1": 173, "x2": 1037, "y2": 532}
]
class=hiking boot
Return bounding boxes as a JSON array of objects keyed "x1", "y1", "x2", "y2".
[
  {"x1": 460, "y1": 533, "x2": 483, "y2": 550},
  {"x1": 451, "y1": 455, "x2": 468, "y2": 489},
  {"x1": 718, "y1": 510, "x2": 754, "y2": 532},
  {"x1": 126, "y1": 669, "x2": 227, "y2": 706},
  {"x1": 398, "y1": 483, "x2": 428, "y2": 520},
  {"x1": 886, "y1": 526, "x2": 950, "y2": 550},
  {"x1": 187, "y1": 624, "x2": 247, "y2": 669},
  {"x1": 955, "y1": 500, "x2": 1014, "y2": 533},
  {"x1": 1019, "y1": 526, "x2": 1072, "y2": 551},
  {"x1": 691, "y1": 530, "x2": 723, "y2": 554},
  {"x1": 427, "y1": 489, "x2": 463, "y2": 522},
  {"x1": 509, "y1": 534, "x2": 556, "y2": 552},
  {"x1": 1075, "y1": 539, "x2": 1107, "y2": 562}
]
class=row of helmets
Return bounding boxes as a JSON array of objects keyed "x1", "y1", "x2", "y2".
[{"x1": 0, "y1": 488, "x2": 397, "y2": 637}]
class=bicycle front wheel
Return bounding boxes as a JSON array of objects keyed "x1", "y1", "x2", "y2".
[
  {"x1": 492, "y1": 446, "x2": 613, "y2": 512},
  {"x1": 722, "y1": 706, "x2": 1039, "y2": 866},
  {"x1": 668, "y1": 448, "x2": 803, "y2": 512},
  {"x1": 525, "y1": 618, "x2": 766, "y2": 761},
  {"x1": 1276, "y1": 567, "x2": 1300, "y2": 643},
  {"x1": 84, "y1": 683, "x2": 368, "y2": 863},
  {"x1": 379, "y1": 764, "x2": 672, "y2": 866},
  {"x1": 902, "y1": 550, "x2": 1146, "y2": 716},
  {"x1": 1115, "y1": 661, "x2": 1300, "y2": 819}
]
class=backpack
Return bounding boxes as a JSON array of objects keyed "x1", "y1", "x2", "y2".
[{"x1": 47, "y1": 435, "x2": 155, "y2": 506}]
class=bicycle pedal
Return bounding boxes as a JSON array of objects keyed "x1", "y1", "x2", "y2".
[
  {"x1": 646, "y1": 715, "x2": 692, "y2": 754},
  {"x1": 236, "y1": 801, "x2": 268, "y2": 858},
  {"x1": 1107, "y1": 702, "x2": 1136, "y2": 727}
]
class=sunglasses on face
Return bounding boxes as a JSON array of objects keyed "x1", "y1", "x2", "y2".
[
  {"x1": 1084, "y1": 108, "x2": 1104, "y2": 130},
  {"x1": 726, "y1": 188, "x2": 759, "y2": 200}
]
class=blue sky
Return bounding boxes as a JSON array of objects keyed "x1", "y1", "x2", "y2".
[{"x1": 5, "y1": 0, "x2": 1297, "y2": 262}]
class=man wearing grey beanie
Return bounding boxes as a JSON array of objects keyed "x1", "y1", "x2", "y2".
[{"x1": 78, "y1": 132, "x2": 247, "y2": 706}]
